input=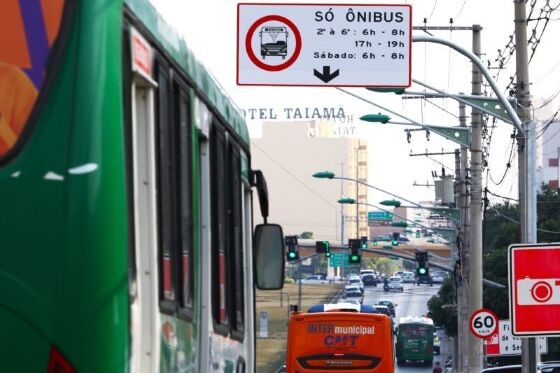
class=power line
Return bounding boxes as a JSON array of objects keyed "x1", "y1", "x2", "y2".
[
  {"x1": 252, "y1": 142, "x2": 338, "y2": 210},
  {"x1": 491, "y1": 207, "x2": 560, "y2": 234}
]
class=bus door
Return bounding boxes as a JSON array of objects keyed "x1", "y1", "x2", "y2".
[
  {"x1": 129, "y1": 27, "x2": 160, "y2": 373},
  {"x1": 195, "y1": 97, "x2": 212, "y2": 372}
]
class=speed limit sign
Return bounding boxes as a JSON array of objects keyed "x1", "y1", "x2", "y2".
[{"x1": 470, "y1": 308, "x2": 499, "y2": 338}]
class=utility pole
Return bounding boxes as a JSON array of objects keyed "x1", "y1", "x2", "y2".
[
  {"x1": 341, "y1": 162, "x2": 345, "y2": 246},
  {"x1": 514, "y1": 1, "x2": 539, "y2": 371},
  {"x1": 457, "y1": 97, "x2": 470, "y2": 373},
  {"x1": 355, "y1": 146, "x2": 359, "y2": 238},
  {"x1": 468, "y1": 24, "x2": 484, "y2": 371},
  {"x1": 453, "y1": 148, "x2": 461, "y2": 373}
]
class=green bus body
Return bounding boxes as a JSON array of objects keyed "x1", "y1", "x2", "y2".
[
  {"x1": 0, "y1": 0, "x2": 260, "y2": 372},
  {"x1": 395, "y1": 317, "x2": 435, "y2": 366}
]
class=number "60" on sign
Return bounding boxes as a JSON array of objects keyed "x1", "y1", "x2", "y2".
[{"x1": 470, "y1": 309, "x2": 499, "y2": 339}]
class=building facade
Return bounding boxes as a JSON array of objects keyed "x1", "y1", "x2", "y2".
[{"x1": 251, "y1": 120, "x2": 368, "y2": 242}]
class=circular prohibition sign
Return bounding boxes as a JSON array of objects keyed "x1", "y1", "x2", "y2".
[
  {"x1": 469, "y1": 308, "x2": 499, "y2": 339},
  {"x1": 245, "y1": 15, "x2": 302, "y2": 72}
]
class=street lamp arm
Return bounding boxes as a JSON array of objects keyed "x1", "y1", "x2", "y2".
[
  {"x1": 412, "y1": 35, "x2": 524, "y2": 133},
  {"x1": 333, "y1": 175, "x2": 422, "y2": 210}
]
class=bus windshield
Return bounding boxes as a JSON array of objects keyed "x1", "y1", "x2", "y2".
[{"x1": 286, "y1": 309, "x2": 394, "y2": 372}]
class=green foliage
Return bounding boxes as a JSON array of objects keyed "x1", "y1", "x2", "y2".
[
  {"x1": 284, "y1": 277, "x2": 295, "y2": 284},
  {"x1": 299, "y1": 231, "x2": 314, "y2": 239},
  {"x1": 427, "y1": 277, "x2": 457, "y2": 336}
]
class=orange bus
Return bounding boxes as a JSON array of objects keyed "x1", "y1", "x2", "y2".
[{"x1": 286, "y1": 303, "x2": 395, "y2": 372}]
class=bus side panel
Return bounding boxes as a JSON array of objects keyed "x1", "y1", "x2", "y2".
[{"x1": 55, "y1": 0, "x2": 129, "y2": 371}]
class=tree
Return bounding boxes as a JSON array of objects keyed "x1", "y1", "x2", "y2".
[
  {"x1": 299, "y1": 231, "x2": 313, "y2": 239},
  {"x1": 427, "y1": 277, "x2": 457, "y2": 336}
]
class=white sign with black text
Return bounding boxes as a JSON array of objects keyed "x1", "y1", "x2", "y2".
[{"x1": 237, "y1": 3, "x2": 411, "y2": 86}]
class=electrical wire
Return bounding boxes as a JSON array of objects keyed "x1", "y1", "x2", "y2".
[
  {"x1": 453, "y1": 0, "x2": 468, "y2": 19},
  {"x1": 491, "y1": 207, "x2": 560, "y2": 234},
  {"x1": 252, "y1": 142, "x2": 338, "y2": 210},
  {"x1": 426, "y1": 0, "x2": 438, "y2": 20}
]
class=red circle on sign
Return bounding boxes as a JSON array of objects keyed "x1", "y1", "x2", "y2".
[
  {"x1": 532, "y1": 281, "x2": 553, "y2": 302},
  {"x1": 245, "y1": 15, "x2": 302, "y2": 72},
  {"x1": 469, "y1": 308, "x2": 499, "y2": 339}
]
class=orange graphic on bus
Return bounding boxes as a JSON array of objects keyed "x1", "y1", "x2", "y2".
[{"x1": 0, "y1": 0, "x2": 65, "y2": 157}]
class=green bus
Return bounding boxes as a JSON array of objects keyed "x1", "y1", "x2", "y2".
[
  {"x1": 0, "y1": 0, "x2": 285, "y2": 372},
  {"x1": 395, "y1": 316, "x2": 435, "y2": 366}
]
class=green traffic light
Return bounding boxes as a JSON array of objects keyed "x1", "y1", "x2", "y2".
[
  {"x1": 288, "y1": 252, "x2": 297, "y2": 259},
  {"x1": 373, "y1": 241, "x2": 378, "y2": 246},
  {"x1": 392, "y1": 240, "x2": 399, "y2": 246},
  {"x1": 419, "y1": 268, "x2": 427, "y2": 274},
  {"x1": 351, "y1": 255, "x2": 358, "y2": 260},
  {"x1": 325, "y1": 252, "x2": 331, "y2": 258}
]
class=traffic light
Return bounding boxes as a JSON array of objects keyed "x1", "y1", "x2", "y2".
[
  {"x1": 373, "y1": 240, "x2": 378, "y2": 246},
  {"x1": 286, "y1": 235, "x2": 299, "y2": 262},
  {"x1": 315, "y1": 241, "x2": 330, "y2": 258},
  {"x1": 360, "y1": 236, "x2": 368, "y2": 248},
  {"x1": 392, "y1": 232, "x2": 400, "y2": 246},
  {"x1": 415, "y1": 251, "x2": 429, "y2": 276},
  {"x1": 416, "y1": 230, "x2": 421, "y2": 238},
  {"x1": 348, "y1": 238, "x2": 361, "y2": 264}
]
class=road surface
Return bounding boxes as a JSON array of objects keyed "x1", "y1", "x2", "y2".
[{"x1": 362, "y1": 282, "x2": 451, "y2": 373}]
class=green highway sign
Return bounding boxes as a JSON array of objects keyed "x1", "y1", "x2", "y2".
[
  {"x1": 329, "y1": 253, "x2": 350, "y2": 267},
  {"x1": 368, "y1": 211, "x2": 393, "y2": 221}
]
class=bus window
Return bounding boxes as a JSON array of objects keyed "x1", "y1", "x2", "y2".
[{"x1": 286, "y1": 308, "x2": 394, "y2": 372}]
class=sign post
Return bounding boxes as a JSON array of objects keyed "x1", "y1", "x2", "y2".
[
  {"x1": 509, "y1": 243, "x2": 560, "y2": 336},
  {"x1": 238, "y1": 4, "x2": 411, "y2": 86}
]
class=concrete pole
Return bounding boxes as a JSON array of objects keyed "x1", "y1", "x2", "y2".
[
  {"x1": 453, "y1": 148, "x2": 461, "y2": 373},
  {"x1": 459, "y1": 97, "x2": 470, "y2": 373},
  {"x1": 454, "y1": 102, "x2": 469, "y2": 373},
  {"x1": 514, "y1": 1, "x2": 539, "y2": 371},
  {"x1": 341, "y1": 162, "x2": 345, "y2": 246},
  {"x1": 356, "y1": 147, "x2": 359, "y2": 238},
  {"x1": 468, "y1": 24, "x2": 484, "y2": 371}
]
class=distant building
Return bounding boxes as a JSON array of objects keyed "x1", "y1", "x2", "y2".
[
  {"x1": 537, "y1": 121, "x2": 560, "y2": 190},
  {"x1": 251, "y1": 120, "x2": 368, "y2": 242}
]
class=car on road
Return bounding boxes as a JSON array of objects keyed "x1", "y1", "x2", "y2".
[
  {"x1": 387, "y1": 276, "x2": 404, "y2": 292},
  {"x1": 298, "y1": 275, "x2": 328, "y2": 284},
  {"x1": 401, "y1": 271, "x2": 416, "y2": 283},
  {"x1": 376, "y1": 299, "x2": 396, "y2": 317},
  {"x1": 539, "y1": 361, "x2": 560, "y2": 372},
  {"x1": 398, "y1": 236, "x2": 410, "y2": 243},
  {"x1": 417, "y1": 275, "x2": 434, "y2": 286},
  {"x1": 433, "y1": 331, "x2": 441, "y2": 355},
  {"x1": 431, "y1": 272, "x2": 446, "y2": 284},
  {"x1": 347, "y1": 277, "x2": 364, "y2": 293},
  {"x1": 360, "y1": 269, "x2": 375, "y2": 277},
  {"x1": 343, "y1": 286, "x2": 363, "y2": 303},
  {"x1": 361, "y1": 274, "x2": 378, "y2": 286},
  {"x1": 480, "y1": 365, "x2": 522, "y2": 372},
  {"x1": 338, "y1": 298, "x2": 361, "y2": 306},
  {"x1": 393, "y1": 271, "x2": 405, "y2": 278},
  {"x1": 373, "y1": 305, "x2": 392, "y2": 318}
]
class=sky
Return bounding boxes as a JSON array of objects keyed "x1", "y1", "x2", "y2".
[{"x1": 150, "y1": 0, "x2": 560, "y2": 207}]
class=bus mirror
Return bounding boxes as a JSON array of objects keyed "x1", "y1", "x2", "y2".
[
  {"x1": 251, "y1": 170, "x2": 269, "y2": 221},
  {"x1": 254, "y1": 224, "x2": 285, "y2": 290}
]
